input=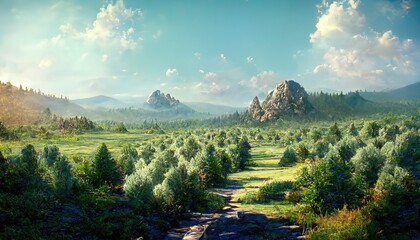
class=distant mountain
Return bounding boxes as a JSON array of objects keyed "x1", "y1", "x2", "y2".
[
  {"x1": 72, "y1": 95, "x2": 127, "y2": 109},
  {"x1": 359, "y1": 91, "x2": 397, "y2": 103},
  {"x1": 113, "y1": 96, "x2": 148, "y2": 108},
  {"x1": 249, "y1": 80, "x2": 314, "y2": 122},
  {"x1": 0, "y1": 82, "x2": 95, "y2": 125},
  {"x1": 360, "y1": 82, "x2": 420, "y2": 102},
  {"x1": 307, "y1": 87, "x2": 341, "y2": 94},
  {"x1": 184, "y1": 102, "x2": 246, "y2": 115},
  {"x1": 388, "y1": 82, "x2": 420, "y2": 100}
]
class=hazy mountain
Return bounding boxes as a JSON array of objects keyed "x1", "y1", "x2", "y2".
[
  {"x1": 387, "y1": 81, "x2": 420, "y2": 100},
  {"x1": 307, "y1": 87, "x2": 341, "y2": 94},
  {"x1": 113, "y1": 96, "x2": 148, "y2": 108},
  {"x1": 184, "y1": 102, "x2": 246, "y2": 115},
  {"x1": 72, "y1": 95, "x2": 127, "y2": 109},
  {"x1": 359, "y1": 82, "x2": 420, "y2": 102}
]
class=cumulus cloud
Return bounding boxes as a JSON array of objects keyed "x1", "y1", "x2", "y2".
[
  {"x1": 310, "y1": 0, "x2": 416, "y2": 89},
  {"x1": 310, "y1": 1, "x2": 364, "y2": 44},
  {"x1": 193, "y1": 81, "x2": 229, "y2": 95},
  {"x1": 165, "y1": 68, "x2": 178, "y2": 77},
  {"x1": 204, "y1": 72, "x2": 217, "y2": 81},
  {"x1": 240, "y1": 71, "x2": 279, "y2": 93},
  {"x1": 57, "y1": 0, "x2": 141, "y2": 49}
]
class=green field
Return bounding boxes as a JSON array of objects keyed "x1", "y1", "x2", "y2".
[
  {"x1": 1, "y1": 129, "x2": 164, "y2": 157},
  {"x1": 230, "y1": 142, "x2": 304, "y2": 217}
]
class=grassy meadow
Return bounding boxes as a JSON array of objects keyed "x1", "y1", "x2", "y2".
[
  {"x1": 230, "y1": 142, "x2": 303, "y2": 217},
  {"x1": 1, "y1": 129, "x2": 161, "y2": 157}
]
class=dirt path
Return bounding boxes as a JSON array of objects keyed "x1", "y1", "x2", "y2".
[
  {"x1": 164, "y1": 144, "x2": 304, "y2": 239},
  {"x1": 164, "y1": 183, "x2": 303, "y2": 240},
  {"x1": 163, "y1": 184, "x2": 241, "y2": 240}
]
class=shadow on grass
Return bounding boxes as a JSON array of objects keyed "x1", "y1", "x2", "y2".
[{"x1": 229, "y1": 177, "x2": 272, "y2": 186}]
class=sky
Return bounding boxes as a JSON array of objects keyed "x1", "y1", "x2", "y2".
[{"x1": 0, "y1": 0, "x2": 419, "y2": 106}]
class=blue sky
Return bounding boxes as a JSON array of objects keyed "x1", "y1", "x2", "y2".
[{"x1": 0, "y1": 0, "x2": 419, "y2": 106}]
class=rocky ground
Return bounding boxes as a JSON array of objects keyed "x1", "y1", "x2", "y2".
[{"x1": 164, "y1": 184, "x2": 303, "y2": 240}]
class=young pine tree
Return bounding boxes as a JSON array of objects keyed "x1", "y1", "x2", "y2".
[
  {"x1": 93, "y1": 143, "x2": 122, "y2": 187},
  {"x1": 52, "y1": 156, "x2": 75, "y2": 198}
]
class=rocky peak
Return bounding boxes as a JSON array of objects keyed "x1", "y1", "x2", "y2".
[
  {"x1": 249, "y1": 80, "x2": 313, "y2": 122},
  {"x1": 248, "y1": 96, "x2": 264, "y2": 122},
  {"x1": 146, "y1": 90, "x2": 180, "y2": 109}
]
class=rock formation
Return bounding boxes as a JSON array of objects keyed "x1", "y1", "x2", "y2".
[
  {"x1": 146, "y1": 90, "x2": 180, "y2": 109},
  {"x1": 248, "y1": 96, "x2": 264, "y2": 122},
  {"x1": 249, "y1": 80, "x2": 313, "y2": 122}
]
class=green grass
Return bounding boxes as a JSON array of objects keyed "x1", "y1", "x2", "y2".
[
  {"x1": 229, "y1": 141, "x2": 304, "y2": 217},
  {"x1": 1, "y1": 129, "x2": 164, "y2": 157}
]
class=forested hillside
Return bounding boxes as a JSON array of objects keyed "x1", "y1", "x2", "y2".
[{"x1": 0, "y1": 81, "x2": 94, "y2": 125}]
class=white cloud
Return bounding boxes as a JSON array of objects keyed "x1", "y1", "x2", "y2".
[
  {"x1": 102, "y1": 54, "x2": 108, "y2": 62},
  {"x1": 204, "y1": 72, "x2": 217, "y2": 81},
  {"x1": 240, "y1": 71, "x2": 279, "y2": 93},
  {"x1": 127, "y1": 27, "x2": 135, "y2": 35},
  {"x1": 310, "y1": 1, "x2": 364, "y2": 44},
  {"x1": 193, "y1": 81, "x2": 229, "y2": 94},
  {"x1": 57, "y1": 0, "x2": 141, "y2": 49},
  {"x1": 120, "y1": 37, "x2": 136, "y2": 49},
  {"x1": 199, "y1": 69, "x2": 205, "y2": 74},
  {"x1": 194, "y1": 52, "x2": 201, "y2": 59},
  {"x1": 313, "y1": 64, "x2": 329, "y2": 73},
  {"x1": 220, "y1": 53, "x2": 227, "y2": 62},
  {"x1": 309, "y1": 0, "x2": 416, "y2": 89},
  {"x1": 403, "y1": 39, "x2": 414, "y2": 49},
  {"x1": 38, "y1": 59, "x2": 52, "y2": 69},
  {"x1": 166, "y1": 68, "x2": 178, "y2": 77},
  {"x1": 246, "y1": 56, "x2": 254, "y2": 63},
  {"x1": 348, "y1": 0, "x2": 359, "y2": 9},
  {"x1": 380, "y1": 0, "x2": 412, "y2": 19}
]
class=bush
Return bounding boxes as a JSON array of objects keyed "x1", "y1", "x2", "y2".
[
  {"x1": 114, "y1": 122, "x2": 128, "y2": 133},
  {"x1": 351, "y1": 144, "x2": 385, "y2": 189},
  {"x1": 371, "y1": 164, "x2": 419, "y2": 235},
  {"x1": 334, "y1": 136, "x2": 362, "y2": 161},
  {"x1": 51, "y1": 156, "x2": 75, "y2": 198},
  {"x1": 124, "y1": 170, "x2": 155, "y2": 211},
  {"x1": 295, "y1": 143, "x2": 309, "y2": 162},
  {"x1": 294, "y1": 148, "x2": 359, "y2": 214},
  {"x1": 39, "y1": 145, "x2": 60, "y2": 168},
  {"x1": 309, "y1": 207, "x2": 374, "y2": 240},
  {"x1": 153, "y1": 162, "x2": 192, "y2": 213},
  {"x1": 279, "y1": 146, "x2": 297, "y2": 167},
  {"x1": 117, "y1": 144, "x2": 139, "y2": 176},
  {"x1": 238, "y1": 181, "x2": 293, "y2": 203},
  {"x1": 179, "y1": 136, "x2": 201, "y2": 161},
  {"x1": 257, "y1": 181, "x2": 293, "y2": 202},
  {"x1": 190, "y1": 144, "x2": 225, "y2": 188},
  {"x1": 360, "y1": 121, "x2": 380, "y2": 139},
  {"x1": 92, "y1": 143, "x2": 122, "y2": 187},
  {"x1": 237, "y1": 191, "x2": 259, "y2": 204}
]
